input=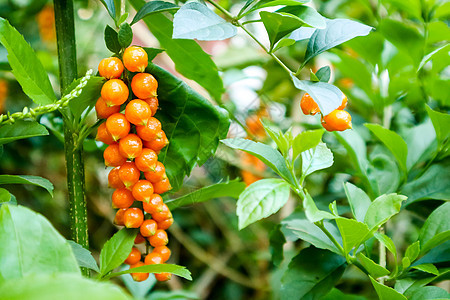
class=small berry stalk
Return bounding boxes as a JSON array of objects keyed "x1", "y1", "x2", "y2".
[{"x1": 96, "y1": 46, "x2": 173, "y2": 282}]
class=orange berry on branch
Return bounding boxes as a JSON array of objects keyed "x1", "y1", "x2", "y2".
[
  {"x1": 143, "y1": 130, "x2": 169, "y2": 152},
  {"x1": 322, "y1": 110, "x2": 352, "y2": 132},
  {"x1": 155, "y1": 272, "x2": 172, "y2": 282},
  {"x1": 136, "y1": 117, "x2": 161, "y2": 141},
  {"x1": 124, "y1": 247, "x2": 141, "y2": 265},
  {"x1": 131, "y1": 73, "x2": 158, "y2": 99},
  {"x1": 108, "y1": 167, "x2": 125, "y2": 189},
  {"x1": 101, "y1": 79, "x2": 129, "y2": 107},
  {"x1": 95, "y1": 97, "x2": 120, "y2": 119},
  {"x1": 118, "y1": 161, "x2": 141, "y2": 189},
  {"x1": 143, "y1": 194, "x2": 164, "y2": 214},
  {"x1": 140, "y1": 219, "x2": 158, "y2": 237},
  {"x1": 157, "y1": 218, "x2": 173, "y2": 230},
  {"x1": 338, "y1": 94, "x2": 348, "y2": 110},
  {"x1": 144, "y1": 252, "x2": 163, "y2": 265},
  {"x1": 153, "y1": 246, "x2": 171, "y2": 263},
  {"x1": 123, "y1": 46, "x2": 148, "y2": 73},
  {"x1": 144, "y1": 161, "x2": 166, "y2": 183},
  {"x1": 130, "y1": 261, "x2": 149, "y2": 282},
  {"x1": 112, "y1": 188, "x2": 135, "y2": 209},
  {"x1": 96, "y1": 122, "x2": 115, "y2": 145},
  {"x1": 123, "y1": 207, "x2": 144, "y2": 228},
  {"x1": 153, "y1": 178, "x2": 172, "y2": 195},
  {"x1": 132, "y1": 180, "x2": 154, "y2": 202},
  {"x1": 98, "y1": 57, "x2": 124, "y2": 79},
  {"x1": 135, "y1": 148, "x2": 158, "y2": 172},
  {"x1": 144, "y1": 97, "x2": 158, "y2": 116},
  {"x1": 151, "y1": 203, "x2": 172, "y2": 223},
  {"x1": 114, "y1": 208, "x2": 127, "y2": 226},
  {"x1": 125, "y1": 99, "x2": 151, "y2": 126},
  {"x1": 148, "y1": 229, "x2": 169, "y2": 247},
  {"x1": 104, "y1": 144, "x2": 127, "y2": 167},
  {"x1": 300, "y1": 93, "x2": 320, "y2": 115},
  {"x1": 119, "y1": 133, "x2": 143, "y2": 160},
  {"x1": 106, "y1": 113, "x2": 130, "y2": 141}
]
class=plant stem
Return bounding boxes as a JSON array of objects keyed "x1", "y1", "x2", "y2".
[
  {"x1": 54, "y1": 0, "x2": 90, "y2": 276},
  {"x1": 316, "y1": 220, "x2": 346, "y2": 255},
  {"x1": 378, "y1": 227, "x2": 386, "y2": 284}
]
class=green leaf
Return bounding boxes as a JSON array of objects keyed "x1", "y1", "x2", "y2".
[
  {"x1": 292, "y1": 129, "x2": 324, "y2": 159},
  {"x1": 237, "y1": 178, "x2": 290, "y2": 229},
  {"x1": 118, "y1": 23, "x2": 133, "y2": 48},
  {"x1": 418, "y1": 44, "x2": 450, "y2": 72},
  {"x1": 269, "y1": 224, "x2": 286, "y2": 266},
  {"x1": 303, "y1": 191, "x2": 336, "y2": 223},
  {"x1": 367, "y1": 152, "x2": 401, "y2": 195},
  {"x1": 404, "y1": 120, "x2": 436, "y2": 170},
  {"x1": 374, "y1": 232, "x2": 397, "y2": 261},
  {"x1": 68, "y1": 76, "x2": 104, "y2": 121},
  {"x1": 118, "y1": 13, "x2": 129, "y2": 26},
  {"x1": 0, "y1": 188, "x2": 11, "y2": 204},
  {"x1": 364, "y1": 194, "x2": 407, "y2": 230},
  {"x1": 0, "y1": 18, "x2": 56, "y2": 105},
  {"x1": 0, "y1": 274, "x2": 130, "y2": 300},
  {"x1": 148, "y1": 290, "x2": 199, "y2": 300},
  {"x1": 369, "y1": 276, "x2": 407, "y2": 300},
  {"x1": 414, "y1": 241, "x2": 450, "y2": 266},
  {"x1": 173, "y1": 2, "x2": 237, "y2": 41},
  {"x1": 260, "y1": 11, "x2": 303, "y2": 51},
  {"x1": 419, "y1": 202, "x2": 450, "y2": 254},
  {"x1": 336, "y1": 218, "x2": 371, "y2": 254},
  {"x1": 322, "y1": 288, "x2": 368, "y2": 300},
  {"x1": 239, "y1": 0, "x2": 311, "y2": 18},
  {"x1": 277, "y1": 5, "x2": 326, "y2": 29},
  {"x1": 409, "y1": 286, "x2": 450, "y2": 300},
  {"x1": 0, "y1": 120, "x2": 49, "y2": 145},
  {"x1": 405, "y1": 241, "x2": 420, "y2": 263},
  {"x1": 344, "y1": 182, "x2": 371, "y2": 223},
  {"x1": 315, "y1": 66, "x2": 331, "y2": 82},
  {"x1": 272, "y1": 38, "x2": 296, "y2": 52},
  {"x1": 131, "y1": 1, "x2": 179, "y2": 25},
  {"x1": 303, "y1": 18, "x2": 373, "y2": 66},
  {"x1": 426, "y1": 105, "x2": 450, "y2": 148},
  {"x1": 0, "y1": 205, "x2": 79, "y2": 283},
  {"x1": 143, "y1": 47, "x2": 165, "y2": 61},
  {"x1": 365, "y1": 124, "x2": 408, "y2": 175},
  {"x1": 129, "y1": 0, "x2": 224, "y2": 103},
  {"x1": 281, "y1": 247, "x2": 347, "y2": 299},
  {"x1": 99, "y1": 229, "x2": 137, "y2": 277},
  {"x1": 221, "y1": 138, "x2": 295, "y2": 184},
  {"x1": 291, "y1": 76, "x2": 344, "y2": 116},
  {"x1": 147, "y1": 63, "x2": 229, "y2": 191},
  {"x1": 106, "y1": 264, "x2": 192, "y2": 281},
  {"x1": 289, "y1": 26, "x2": 315, "y2": 41},
  {"x1": 357, "y1": 253, "x2": 389, "y2": 278},
  {"x1": 261, "y1": 120, "x2": 290, "y2": 155},
  {"x1": 68, "y1": 240, "x2": 100, "y2": 273},
  {"x1": 412, "y1": 264, "x2": 439, "y2": 276},
  {"x1": 301, "y1": 142, "x2": 334, "y2": 178},
  {"x1": 166, "y1": 180, "x2": 245, "y2": 210},
  {"x1": 99, "y1": 0, "x2": 116, "y2": 20},
  {"x1": 104, "y1": 25, "x2": 121, "y2": 54},
  {"x1": 0, "y1": 175, "x2": 53, "y2": 197}
]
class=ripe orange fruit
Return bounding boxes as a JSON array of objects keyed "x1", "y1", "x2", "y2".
[
  {"x1": 300, "y1": 93, "x2": 320, "y2": 115},
  {"x1": 143, "y1": 194, "x2": 164, "y2": 214},
  {"x1": 132, "y1": 180, "x2": 154, "y2": 202},
  {"x1": 144, "y1": 252, "x2": 163, "y2": 265},
  {"x1": 119, "y1": 133, "x2": 143, "y2": 160},
  {"x1": 153, "y1": 178, "x2": 172, "y2": 195},
  {"x1": 108, "y1": 167, "x2": 125, "y2": 189},
  {"x1": 144, "y1": 97, "x2": 158, "y2": 116},
  {"x1": 135, "y1": 148, "x2": 158, "y2": 172},
  {"x1": 104, "y1": 144, "x2": 127, "y2": 167},
  {"x1": 337, "y1": 94, "x2": 348, "y2": 110},
  {"x1": 131, "y1": 73, "x2": 158, "y2": 99},
  {"x1": 136, "y1": 117, "x2": 161, "y2": 141},
  {"x1": 124, "y1": 247, "x2": 141, "y2": 265},
  {"x1": 123, "y1": 207, "x2": 144, "y2": 228},
  {"x1": 112, "y1": 188, "x2": 135, "y2": 208},
  {"x1": 130, "y1": 261, "x2": 149, "y2": 282},
  {"x1": 143, "y1": 130, "x2": 169, "y2": 152},
  {"x1": 152, "y1": 203, "x2": 172, "y2": 223},
  {"x1": 95, "y1": 97, "x2": 121, "y2": 119},
  {"x1": 157, "y1": 218, "x2": 173, "y2": 230},
  {"x1": 123, "y1": 46, "x2": 148, "y2": 73},
  {"x1": 140, "y1": 219, "x2": 157, "y2": 237},
  {"x1": 96, "y1": 122, "x2": 115, "y2": 145},
  {"x1": 118, "y1": 161, "x2": 140, "y2": 189},
  {"x1": 106, "y1": 113, "x2": 130, "y2": 141},
  {"x1": 101, "y1": 79, "x2": 129, "y2": 107},
  {"x1": 322, "y1": 110, "x2": 352, "y2": 132},
  {"x1": 153, "y1": 246, "x2": 171, "y2": 263},
  {"x1": 98, "y1": 57, "x2": 124, "y2": 79},
  {"x1": 125, "y1": 99, "x2": 151, "y2": 126},
  {"x1": 148, "y1": 229, "x2": 168, "y2": 247},
  {"x1": 155, "y1": 272, "x2": 171, "y2": 282},
  {"x1": 113, "y1": 208, "x2": 127, "y2": 226},
  {"x1": 144, "y1": 161, "x2": 166, "y2": 183}
]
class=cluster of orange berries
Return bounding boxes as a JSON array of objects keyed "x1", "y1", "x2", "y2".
[
  {"x1": 36, "y1": 5, "x2": 56, "y2": 42},
  {"x1": 96, "y1": 46, "x2": 173, "y2": 282},
  {"x1": 300, "y1": 93, "x2": 352, "y2": 131}
]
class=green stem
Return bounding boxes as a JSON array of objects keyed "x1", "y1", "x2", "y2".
[
  {"x1": 54, "y1": 0, "x2": 90, "y2": 276},
  {"x1": 316, "y1": 220, "x2": 345, "y2": 255},
  {"x1": 378, "y1": 227, "x2": 386, "y2": 284}
]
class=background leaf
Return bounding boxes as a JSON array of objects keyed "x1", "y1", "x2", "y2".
[
  {"x1": 301, "y1": 142, "x2": 334, "y2": 178},
  {"x1": 344, "y1": 182, "x2": 371, "y2": 222},
  {"x1": 99, "y1": 228, "x2": 137, "y2": 277},
  {"x1": 277, "y1": 5, "x2": 326, "y2": 29},
  {"x1": 0, "y1": 175, "x2": 53, "y2": 196},
  {"x1": 260, "y1": 11, "x2": 303, "y2": 50},
  {"x1": 131, "y1": 1, "x2": 179, "y2": 25},
  {"x1": 269, "y1": 224, "x2": 286, "y2": 267},
  {"x1": 0, "y1": 120, "x2": 48, "y2": 145},
  {"x1": 68, "y1": 240, "x2": 100, "y2": 273},
  {"x1": 426, "y1": 105, "x2": 450, "y2": 148},
  {"x1": 99, "y1": 0, "x2": 116, "y2": 20},
  {"x1": 418, "y1": 202, "x2": 450, "y2": 254},
  {"x1": 106, "y1": 264, "x2": 192, "y2": 281}
]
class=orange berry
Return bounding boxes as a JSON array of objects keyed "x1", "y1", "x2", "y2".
[
  {"x1": 96, "y1": 122, "x2": 115, "y2": 145},
  {"x1": 125, "y1": 99, "x2": 151, "y2": 126},
  {"x1": 123, "y1": 46, "x2": 148, "y2": 72},
  {"x1": 106, "y1": 113, "x2": 130, "y2": 141},
  {"x1": 337, "y1": 94, "x2": 348, "y2": 110},
  {"x1": 114, "y1": 208, "x2": 127, "y2": 226},
  {"x1": 132, "y1": 180, "x2": 154, "y2": 202},
  {"x1": 155, "y1": 272, "x2": 172, "y2": 282},
  {"x1": 104, "y1": 144, "x2": 127, "y2": 167},
  {"x1": 123, "y1": 208, "x2": 144, "y2": 228},
  {"x1": 140, "y1": 219, "x2": 158, "y2": 237},
  {"x1": 108, "y1": 167, "x2": 125, "y2": 189},
  {"x1": 153, "y1": 246, "x2": 171, "y2": 262},
  {"x1": 119, "y1": 133, "x2": 143, "y2": 159},
  {"x1": 153, "y1": 178, "x2": 172, "y2": 195},
  {"x1": 130, "y1": 261, "x2": 149, "y2": 282},
  {"x1": 135, "y1": 148, "x2": 158, "y2": 172},
  {"x1": 124, "y1": 247, "x2": 141, "y2": 265},
  {"x1": 98, "y1": 57, "x2": 124, "y2": 79},
  {"x1": 118, "y1": 161, "x2": 141, "y2": 189},
  {"x1": 101, "y1": 79, "x2": 129, "y2": 106},
  {"x1": 144, "y1": 252, "x2": 163, "y2": 265},
  {"x1": 322, "y1": 110, "x2": 352, "y2": 132},
  {"x1": 144, "y1": 97, "x2": 158, "y2": 116},
  {"x1": 152, "y1": 204, "x2": 172, "y2": 223},
  {"x1": 246, "y1": 115, "x2": 265, "y2": 138},
  {"x1": 157, "y1": 218, "x2": 173, "y2": 230},
  {"x1": 143, "y1": 130, "x2": 169, "y2": 152},
  {"x1": 144, "y1": 161, "x2": 166, "y2": 183},
  {"x1": 300, "y1": 93, "x2": 320, "y2": 115},
  {"x1": 135, "y1": 233, "x2": 146, "y2": 244},
  {"x1": 136, "y1": 117, "x2": 161, "y2": 141},
  {"x1": 131, "y1": 73, "x2": 158, "y2": 99},
  {"x1": 95, "y1": 97, "x2": 121, "y2": 119},
  {"x1": 112, "y1": 188, "x2": 135, "y2": 209},
  {"x1": 148, "y1": 229, "x2": 168, "y2": 247},
  {"x1": 143, "y1": 194, "x2": 164, "y2": 214}
]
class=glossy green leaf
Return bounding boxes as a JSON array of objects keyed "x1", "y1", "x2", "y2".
[
  {"x1": 260, "y1": 11, "x2": 303, "y2": 51},
  {"x1": 357, "y1": 253, "x2": 389, "y2": 278},
  {"x1": 292, "y1": 129, "x2": 324, "y2": 159},
  {"x1": 409, "y1": 286, "x2": 450, "y2": 300},
  {"x1": 303, "y1": 18, "x2": 373, "y2": 66},
  {"x1": 131, "y1": 1, "x2": 179, "y2": 25},
  {"x1": 322, "y1": 288, "x2": 368, "y2": 300},
  {"x1": 68, "y1": 240, "x2": 100, "y2": 273},
  {"x1": 413, "y1": 241, "x2": 450, "y2": 266},
  {"x1": 239, "y1": 0, "x2": 311, "y2": 18},
  {"x1": 315, "y1": 66, "x2": 331, "y2": 82},
  {"x1": 344, "y1": 182, "x2": 371, "y2": 223},
  {"x1": 0, "y1": 205, "x2": 79, "y2": 283},
  {"x1": 370, "y1": 276, "x2": 407, "y2": 300},
  {"x1": 426, "y1": 105, "x2": 450, "y2": 148},
  {"x1": 412, "y1": 263, "x2": 439, "y2": 276},
  {"x1": 0, "y1": 175, "x2": 53, "y2": 196},
  {"x1": 281, "y1": 247, "x2": 347, "y2": 299},
  {"x1": 301, "y1": 142, "x2": 334, "y2": 178},
  {"x1": 237, "y1": 178, "x2": 290, "y2": 229},
  {"x1": 336, "y1": 218, "x2": 370, "y2": 254},
  {"x1": 0, "y1": 188, "x2": 11, "y2": 204},
  {"x1": 419, "y1": 202, "x2": 450, "y2": 254},
  {"x1": 99, "y1": 0, "x2": 116, "y2": 20},
  {"x1": 130, "y1": 0, "x2": 224, "y2": 102},
  {"x1": 405, "y1": 241, "x2": 420, "y2": 263},
  {"x1": 303, "y1": 191, "x2": 336, "y2": 223},
  {"x1": 374, "y1": 232, "x2": 397, "y2": 261},
  {"x1": 404, "y1": 120, "x2": 436, "y2": 170},
  {"x1": 364, "y1": 193, "x2": 407, "y2": 230},
  {"x1": 118, "y1": 22, "x2": 133, "y2": 48},
  {"x1": 173, "y1": 2, "x2": 237, "y2": 41},
  {"x1": 67, "y1": 76, "x2": 104, "y2": 121},
  {"x1": 261, "y1": 120, "x2": 290, "y2": 155},
  {"x1": 0, "y1": 18, "x2": 56, "y2": 105},
  {"x1": 0, "y1": 120, "x2": 49, "y2": 146},
  {"x1": 272, "y1": 38, "x2": 296, "y2": 52},
  {"x1": 166, "y1": 180, "x2": 245, "y2": 210},
  {"x1": 143, "y1": 47, "x2": 165, "y2": 61},
  {"x1": 104, "y1": 25, "x2": 121, "y2": 54},
  {"x1": 106, "y1": 264, "x2": 192, "y2": 281},
  {"x1": 269, "y1": 224, "x2": 286, "y2": 266},
  {"x1": 99, "y1": 228, "x2": 137, "y2": 277},
  {"x1": 289, "y1": 26, "x2": 315, "y2": 41},
  {"x1": 147, "y1": 63, "x2": 229, "y2": 191},
  {"x1": 277, "y1": 5, "x2": 326, "y2": 29}
]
